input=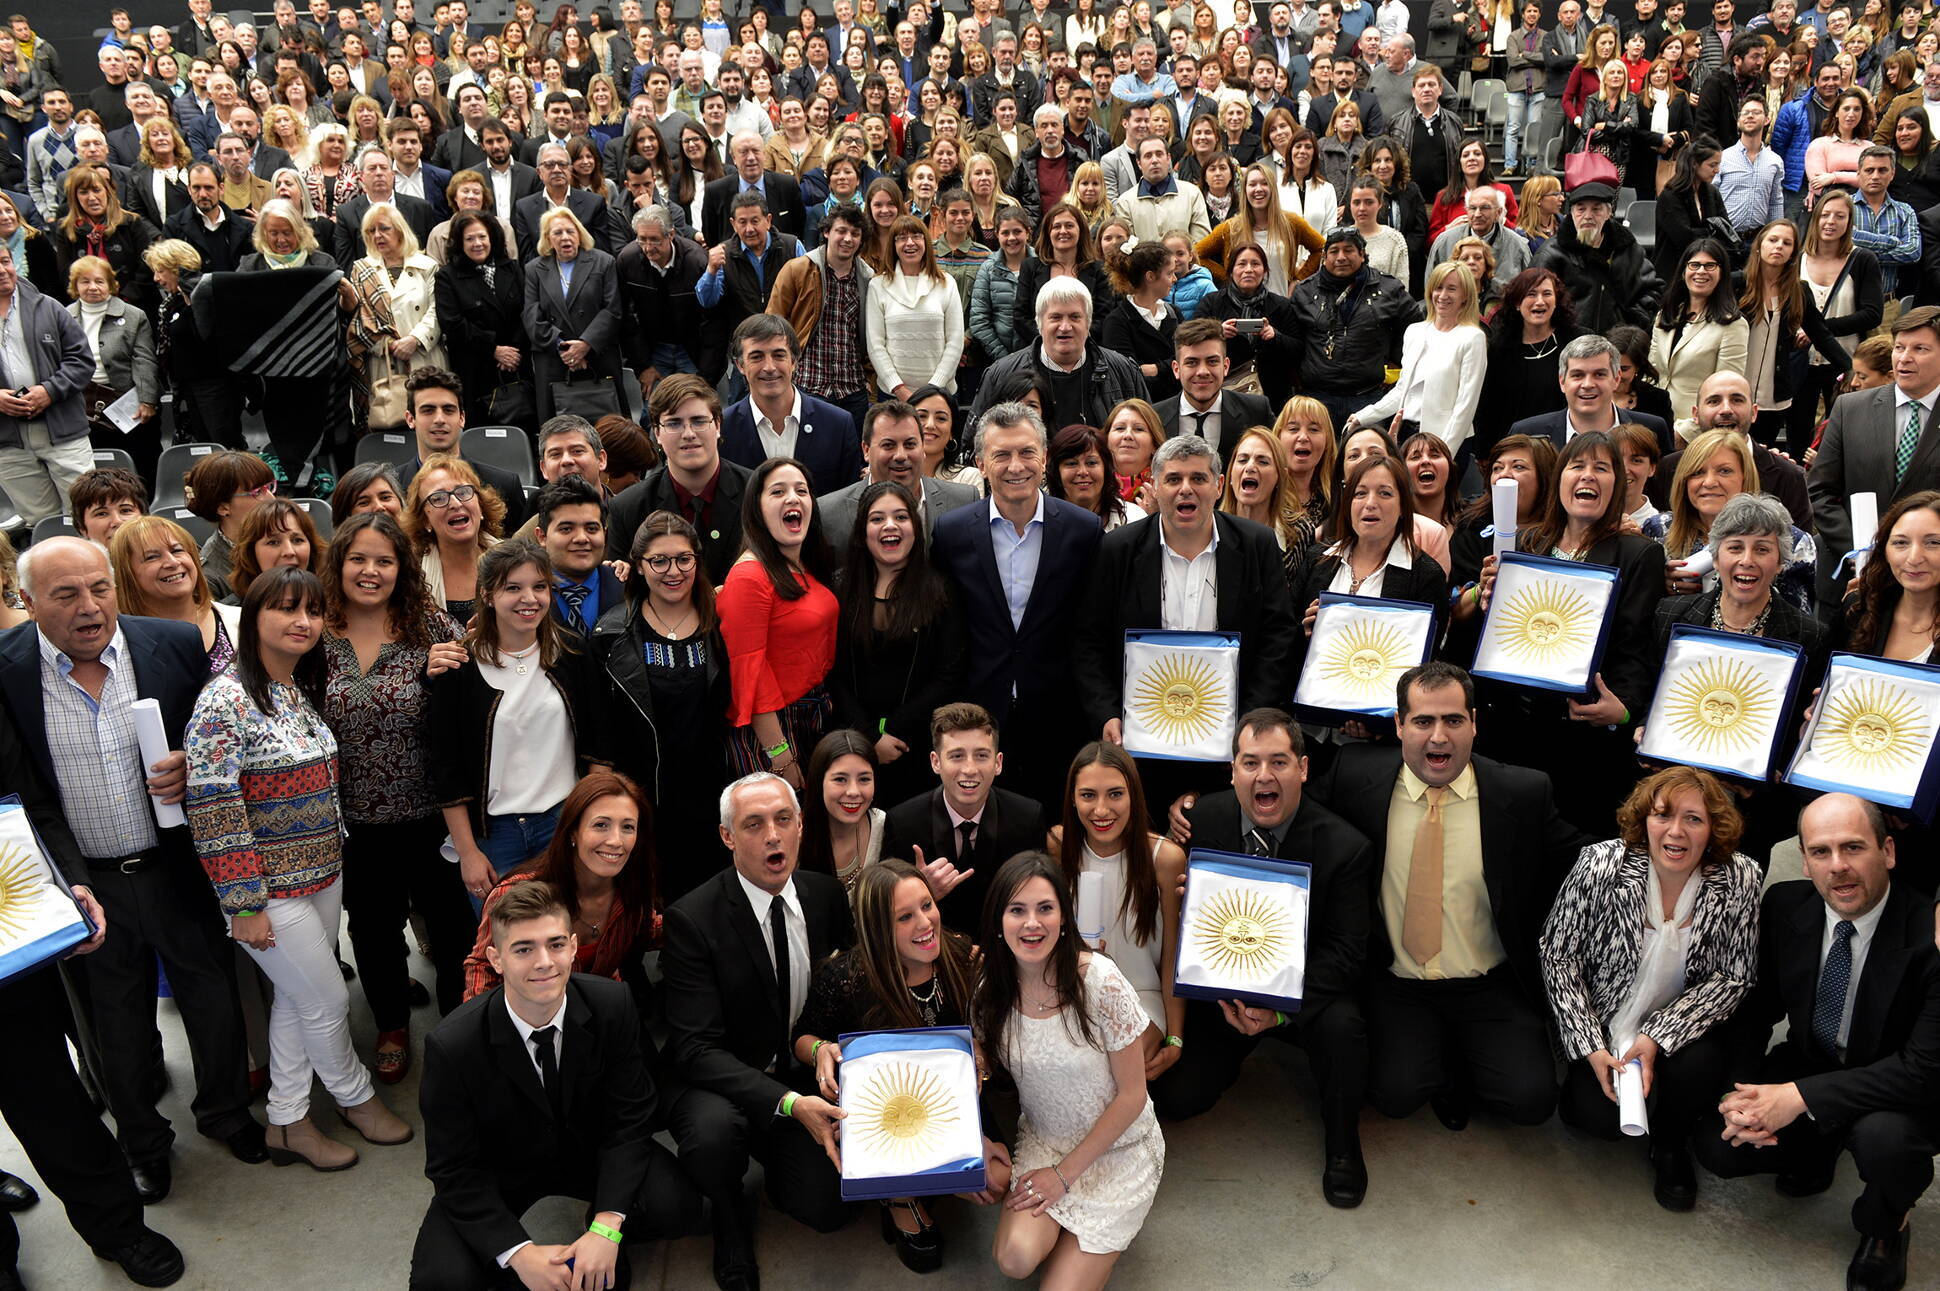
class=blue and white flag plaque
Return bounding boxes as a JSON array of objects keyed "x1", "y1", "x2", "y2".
[
  {"x1": 1786, "y1": 653, "x2": 1940, "y2": 821},
  {"x1": 1472, "y1": 551, "x2": 1620, "y2": 695},
  {"x1": 838, "y1": 1026, "x2": 985, "y2": 1201},
  {"x1": 1293, "y1": 593, "x2": 1438, "y2": 727},
  {"x1": 0, "y1": 796, "x2": 92, "y2": 984},
  {"x1": 1173, "y1": 849, "x2": 1312, "y2": 1014},
  {"x1": 1639, "y1": 625, "x2": 1805, "y2": 782},
  {"x1": 1121, "y1": 630, "x2": 1241, "y2": 762}
]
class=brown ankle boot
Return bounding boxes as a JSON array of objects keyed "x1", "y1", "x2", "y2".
[
  {"x1": 339, "y1": 1094, "x2": 413, "y2": 1145},
  {"x1": 266, "y1": 1117, "x2": 359, "y2": 1171}
]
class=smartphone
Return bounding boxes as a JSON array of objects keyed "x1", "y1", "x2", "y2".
[{"x1": 1231, "y1": 317, "x2": 1266, "y2": 335}]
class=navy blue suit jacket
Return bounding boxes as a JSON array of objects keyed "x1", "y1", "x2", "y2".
[
  {"x1": 550, "y1": 566, "x2": 628, "y2": 641},
  {"x1": 406, "y1": 162, "x2": 455, "y2": 220},
  {"x1": 1507, "y1": 407, "x2": 1672, "y2": 455},
  {"x1": 930, "y1": 496, "x2": 1102, "y2": 724},
  {"x1": 718, "y1": 392, "x2": 862, "y2": 498}
]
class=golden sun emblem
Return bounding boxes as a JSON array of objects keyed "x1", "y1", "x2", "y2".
[
  {"x1": 1129, "y1": 652, "x2": 1229, "y2": 745},
  {"x1": 1189, "y1": 887, "x2": 1294, "y2": 981},
  {"x1": 847, "y1": 1062, "x2": 961, "y2": 1163},
  {"x1": 1317, "y1": 619, "x2": 1413, "y2": 702},
  {"x1": 1494, "y1": 580, "x2": 1598, "y2": 665},
  {"x1": 1817, "y1": 679, "x2": 1932, "y2": 777},
  {"x1": 1661, "y1": 657, "x2": 1776, "y2": 755},
  {"x1": 0, "y1": 843, "x2": 50, "y2": 942}
]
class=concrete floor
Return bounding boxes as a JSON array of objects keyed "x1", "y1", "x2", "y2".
[{"x1": 2, "y1": 925, "x2": 1931, "y2": 1291}]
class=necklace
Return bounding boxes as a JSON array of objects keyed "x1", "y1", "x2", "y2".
[
  {"x1": 504, "y1": 641, "x2": 540, "y2": 675},
  {"x1": 1710, "y1": 596, "x2": 1771, "y2": 636},
  {"x1": 644, "y1": 602, "x2": 696, "y2": 640},
  {"x1": 1522, "y1": 334, "x2": 1560, "y2": 360},
  {"x1": 906, "y1": 972, "x2": 940, "y2": 1026}
]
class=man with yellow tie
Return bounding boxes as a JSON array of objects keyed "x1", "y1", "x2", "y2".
[{"x1": 1316, "y1": 661, "x2": 1589, "y2": 1132}]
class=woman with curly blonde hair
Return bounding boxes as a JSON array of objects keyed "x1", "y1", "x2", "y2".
[{"x1": 402, "y1": 452, "x2": 505, "y2": 625}]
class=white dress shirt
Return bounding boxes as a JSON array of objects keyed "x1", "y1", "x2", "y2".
[
  {"x1": 1325, "y1": 535, "x2": 1412, "y2": 598},
  {"x1": 1821, "y1": 896, "x2": 1889, "y2": 1055},
  {"x1": 736, "y1": 869, "x2": 809, "y2": 1038},
  {"x1": 1160, "y1": 521, "x2": 1220, "y2": 630},
  {"x1": 495, "y1": 990, "x2": 570, "y2": 1269},
  {"x1": 487, "y1": 163, "x2": 515, "y2": 218},
  {"x1": 1176, "y1": 395, "x2": 1221, "y2": 455},
  {"x1": 754, "y1": 390, "x2": 802, "y2": 460}
]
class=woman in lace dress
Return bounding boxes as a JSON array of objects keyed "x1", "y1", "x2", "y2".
[{"x1": 977, "y1": 852, "x2": 1164, "y2": 1285}]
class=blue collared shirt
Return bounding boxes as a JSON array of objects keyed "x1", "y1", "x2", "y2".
[
  {"x1": 988, "y1": 494, "x2": 1045, "y2": 633},
  {"x1": 1110, "y1": 70, "x2": 1177, "y2": 105},
  {"x1": 554, "y1": 576, "x2": 601, "y2": 629},
  {"x1": 1852, "y1": 192, "x2": 1921, "y2": 293},
  {"x1": 1137, "y1": 174, "x2": 1179, "y2": 199}
]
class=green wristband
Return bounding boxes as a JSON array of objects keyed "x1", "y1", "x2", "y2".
[
  {"x1": 1273, "y1": 1010, "x2": 1289, "y2": 1028},
  {"x1": 810, "y1": 1039, "x2": 824, "y2": 1056},
  {"x1": 781, "y1": 1091, "x2": 798, "y2": 1118},
  {"x1": 766, "y1": 739, "x2": 790, "y2": 758},
  {"x1": 588, "y1": 1220, "x2": 622, "y2": 1245},
  {"x1": 1164, "y1": 1034, "x2": 1182, "y2": 1048}
]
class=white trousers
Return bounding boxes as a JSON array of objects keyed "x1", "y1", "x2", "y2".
[
  {"x1": 240, "y1": 879, "x2": 374, "y2": 1126},
  {"x1": 0, "y1": 423, "x2": 93, "y2": 524}
]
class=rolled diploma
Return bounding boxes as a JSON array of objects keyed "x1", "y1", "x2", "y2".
[
  {"x1": 1676, "y1": 546, "x2": 1715, "y2": 578},
  {"x1": 130, "y1": 698, "x2": 187, "y2": 829},
  {"x1": 1491, "y1": 478, "x2": 1518, "y2": 559},
  {"x1": 1852, "y1": 491, "x2": 1880, "y2": 573},
  {"x1": 1076, "y1": 870, "x2": 1104, "y2": 945},
  {"x1": 1616, "y1": 1058, "x2": 1648, "y2": 1137}
]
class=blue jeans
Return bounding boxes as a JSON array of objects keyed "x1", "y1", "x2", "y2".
[
  {"x1": 470, "y1": 805, "x2": 562, "y2": 917},
  {"x1": 1505, "y1": 91, "x2": 1544, "y2": 171}
]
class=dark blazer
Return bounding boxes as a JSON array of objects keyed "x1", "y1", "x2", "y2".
[
  {"x1": 616, "y1": 236, "x2": 712, "y2": 379},
  {"x1": 815, "y1": 474, "x2": 979, "y2": 553},
  {"x1": 124, "y1": 163, "x2": 190, "y2": 229},
  {"x1": 164, "y1": 203, "x2": 254, "y2": 274},
  {"x1": 105, "y1": 122, "x2": 144, "y2": 169},
  {"x1": 1072, "y1": 511, "x2": 1300, "y2": 736},
  {"x1": 718, "y1": 391, "x2": 862, "y2": 498},
  {"x1": 931, "y1": 495, "x2": 1103, "y2": 725},
  {"x1": 1505, "y1": 406, "x2": 1671, "y2": 452},
  {"x1": 434, "y1": 257, "x2": 529, "y2": 425},
  {"x1": 660, "y1": 866, "x2": 854, "y2": 1117},
  {"x1": 1811, "y1": 382, "x2": 1940, "y2": 608},
  {"x1": 1185, "y1": 790, "x2": 1373, "y2": 1007},
  {"x1": 398, "y1": 455, "x2": 531, "y2": 536},
  {"x1": 396, "y1": 162, "x2": 453, "y2": 220},
  {"x1": 432, "y1": 127, "x2": 489, "y2": 175},
  {"x1": 419, "y1": 975, "x2": 660, "y2": 1263},
  {"x1": 700, "y1": 171, "x2": 805, "y2": 247},
  {"x1": 249, "y1": 145, "x2": 294, "y2": 182},
  {"x1": 881, "y1": 786, "x2": 1045, "y2": 932},
  {"x1": 1315, "y1": 743, "x2": 1590, "y2": 1003},
  {"x1": 523, "y1": 247, "x2": 624, "y2": 423},
  {"x1": 512, "y1": 188, "x2": 612, "y2": 262},
  {"x1": 1291, "y1": 546, "x2": 1448, "y2": 686},
  {"x1": 481, "y1": 161, "x2": 544, "y2": 214},
  {"x1": 603, "y1": 460, "x2": 754, "y2": 582},
  {"x1": 332, "y1": 191, "x2": 436, "y2": 265},
  {"x1": 1095, "y1": 296, "x2": 1180, "y2": 402},
  {"x1": 589, "y1": 599, "x2": 730, "y2": 803},
  {"x1": 1152, "y1": 390, "x2": 1274, "y2": 467},
  {"x1": 1722, "y1": 881, "x2": 1940, "y2": 1126}
]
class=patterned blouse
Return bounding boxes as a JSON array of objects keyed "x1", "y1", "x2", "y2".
[
  {"x1": 185, "y1": 672, "x2": 344, "y2": 917},
  {"x1": 319, "y1": 614, "x2": 462, "y2": 824}
]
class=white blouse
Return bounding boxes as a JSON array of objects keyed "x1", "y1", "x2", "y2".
[{"x1": 477, "y1": 650, "x2": 577, "y2": 816}]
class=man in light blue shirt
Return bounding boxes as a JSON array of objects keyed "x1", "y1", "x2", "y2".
[
  {"x1": 1718, "y1": 98, "x2": 1786, "y2": 235},
  {"x1": 1110, "y1": 38, "x2": 1177, "y2": 108}
]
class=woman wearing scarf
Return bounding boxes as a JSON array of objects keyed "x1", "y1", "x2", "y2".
[
  {"x1": 52, "y1": 168, "x2": 157, "y2": 313},
  {"x1": 346, "y1": 204, "x2": 445, "y2": 452},
  {"x1": 302, "y1": 124, "x2": 362, "y2": 221},
  {"x1": 1192, "y1": 241, "x2": 1300, "y2": 409}
]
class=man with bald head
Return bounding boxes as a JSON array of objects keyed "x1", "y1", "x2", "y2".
[
  {"x1": 0, "y1": 538, "x2": 265, "y2": 1207},
  {"x1": 1697, "y1": 793, "x2": 1940, "y2": 1291},
  {"x1": 1647, "y1": 369, "x2": 1812, "y2": 530},
  {"x1": 701, "y1": 130, "x2": 803, "y2": 247}
]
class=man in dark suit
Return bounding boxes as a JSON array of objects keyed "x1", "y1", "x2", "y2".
[
  {"x1": 662, "y1": 773, "x2": 855, "y2": 1291},
  {"x1": 702, "y1": 132, "x2": 805, "y2": 247},
  {"x1": 1695, "y1": 794, "x2": 1940, "y2": 1291},
  {"x1": 411, "y1": 881, "x2": 700, "y2": 1291},
  {"x1": 433, "y1": 83, "x2": 492, "y2": 174},
  {"x1": 786, "y1": 33, "x2": 854, "y2": 103},
  {"x1": 617, "y1": 205, "x2": 714, "y2": 400},
  {"x1": 694, "y1": 199, "x2": 806, "y2": 384},
  {"x1": 1649, "y1": 371, "x2": 1812, "y2": 529},
  {"x1": 167, "y1": 163, "x2": 254, "y2": 274},
  {"x1": 1152, "y1": 318, "x2": 1273, "y2": 466},
  {"x1": 333, "y1": 147, "x2": 436, "y2": 265},
  {"x1": 605, "y1": 373, "x2": 752, "y2": 580},
  {"x1": 1317, "y1": 662, "x2": 1587, "y2": 1132},
  {"x1": 518, "y1": 92, "x2": 582, "y2": 168},
  {"x1": 247, "y1": 140, "x2": 293, "y2": 182},
  {"x1": 385, "y1": 117, "x2": 451, "y2": 220},
  {"x1": 532, "y1": 475, "x2": 625, "y2": 643},
  {"x1": 931, "y1": 401, "x2": 1104, "y2": 803},
  {"x1": 0, "y1": 538, "x2": 265, "y2": 1207},
  {"x1": 717, "y1": 313, "x2": 861, "y2": 497},
  {"x1": 1810, "y1": 304, "x2": 1940, "y2": 612},
  {"x1": 881, "y1": 701, "x2": 1045, "y2": 932},
  {"x1": 1157, "y1": 708, "x2": 1375, "y2": 1208},
  {"x1": 1506, "y1": 332, "x2": 1672, "y2": 452},
  {"x1": 813, "y1": 400, "x2": 978, "y2": 551},
  {"x1": 393, "y1": 368, "x2": 532, "y2": 534},
  {"x1": 1072, "y1": 433, "x2": 1299, "y2": 808},
  {"x1": 513, "y1": 141, "x2": 612, "y2": 261},
  {"x1": 478, "y1": 120, "x2": 542, "y2": 222}
]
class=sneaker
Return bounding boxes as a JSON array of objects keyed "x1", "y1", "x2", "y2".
[{"x1": 257, "y1": 446, "x2": 289, "y2": 490}]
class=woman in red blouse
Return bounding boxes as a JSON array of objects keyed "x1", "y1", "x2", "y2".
[
  {"x1": 718, "y1": 456, "x2": 839, "y2": 792},
  {"x1": 463, "y1": 770, "x2": 661, "y2": 1011}
]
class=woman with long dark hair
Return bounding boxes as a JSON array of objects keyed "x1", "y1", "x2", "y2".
[
  {"x1": 1804, "y1": 87, "x2": 1875, "y2": 206},
  {"x1": 978, "y1": 853, "x2": 1163, "y2": 1287},
  {"x1": 435, "y1": 209, "x2": 529, "y2": 427},
  {"x1": 1295, "y1": 454, "x2": 1448, "y2": 647},
  {"x1": 1447, "y1": 432, "x2": 1559, "y2": 593},
  {"x1": 1648, "y1": 238, "x2": 1748, "y2": 430},
  {"x1": 795, "y1": 728, "x2": 883, "y2": 896},
  {"x1": 591, "y1": 509, "x2": 730, "y2": 904},
  {"x1": 829, "y1": 479, "x2": 965, "y2": 805},
  {"x1": 228, "y1": 497, "x2": 327, "y2": 602},
  {"x1": 1428, "y1": 138, "x2": 1519, "y2": 244},
  {"x1": 1651, "y1": 139, "x2": 1729, "y2": 281},
  {"x1": 1012, "y1": 201, "x2": 1116, "y2": 346},
  {"x1": 1791, "y1": 189, "x2": 1884, "y2": 457},
  {"x1": 1355, "y1": 136, "x2": 1429, "y2": 292},
  {"x1": 1476, "y1": 267, "x2": 1585, "y2": 457},
  {"x1": 1844, "y1": 489, "x2": 1940, "y2": 663}
]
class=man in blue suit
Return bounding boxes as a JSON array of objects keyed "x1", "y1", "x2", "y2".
[
  {"x1": 717, "y1": 314, "x2": 862, "y2": 497},
  {"x1": 930, "y1": 401, "x2": 1103, "y2": 803},
  {"x1": 532, "y1": 474, "x2": 626, "y2": 642}
]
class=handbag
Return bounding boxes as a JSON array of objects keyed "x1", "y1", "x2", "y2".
[
  {"x1": 487, "y1": 377, "x2": 537, "y2": 429},
  {"x1": 549, "y1": 371, "x2": 622, "y2": 419},
  {"x1": 1564, "y1": 144, "x2": 1621, "y2": 192},
  {"x1": 366, "y1": 350, "x2": 411, "y2": 429}
]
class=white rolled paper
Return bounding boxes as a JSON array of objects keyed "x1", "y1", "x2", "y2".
[
  {"x1": 129, "y1": 699, "x2": 187, "y2": 830},
  {"x1": 1852, "y1": 491, "x2": 1880, "y2": 573},
  {"x1": 1491, "y1": 478, "x2": 1519, "y2": 559},
  {"x1": 1616, "y1": 1058, "x2": 1648, "y2": 1137},
  {"x1": 1676, "y1": 547, "x2": 1715, "y2": 579},
  {"x1": 1076, "y1": 870, "x2": 1104, "y2": 945}
]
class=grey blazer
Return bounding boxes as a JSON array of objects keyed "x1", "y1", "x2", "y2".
[
  {"x1": 65, "y1": 296, "x2": 158, "y2": 407},
  {"x1": 0, "y1": 280, "x2": 94, "y2": 448},
  {"x1": 523, "y1": 247, "x2": 623, "y2": 422},
  {"x1": 816, "y1": 474, "x2": 980, "y2": 554},
  {"x1": 1808, "y1": 383, "x2": 1940, "y2": 605}
]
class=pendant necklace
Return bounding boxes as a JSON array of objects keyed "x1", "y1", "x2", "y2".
[{"x1": 505, "y1": 642, "x2": 540, "y2": 675}]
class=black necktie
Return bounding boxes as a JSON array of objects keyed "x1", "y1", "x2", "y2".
[
  {"x1": 1246, "y1": 827, "x2": 1273, "y2": 857},
  {"x1": 957, "y1": 820, "x2": 977, "y2": 864},
  {"x1": 1811, "y1": 920, "x2": 1857, "y2": 1058},
  {"x1": 769, "y1": 896, "x2": 792, "y2": 1060},
  {"x1": 530, "y1": 1024, "x2": 563, "y2": 1119}
]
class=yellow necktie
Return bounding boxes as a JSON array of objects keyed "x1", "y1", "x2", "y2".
[{"x1": 1402, "y1": 786, "x2": 1448, "y2": 968}]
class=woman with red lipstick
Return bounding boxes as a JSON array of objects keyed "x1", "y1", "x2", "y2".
[{"x1": 720, "y1": 457, "x2": 839, "y2": 792}]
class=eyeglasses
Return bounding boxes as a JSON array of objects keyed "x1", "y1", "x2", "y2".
[
  {"x1": 232, "y1": 481, "x2": 276, "y2": 501},
  {"x1": 425, "y1": 484, "x2": 477, "y2": 508},
  {"x1": 643, "y1": 552, "x2": 697, "y2": 573},
  {"x1": 1686, "y1": 260, "x2": 1721, "y2": 273},
  {"x1": 659, "y1": 415, "x2": 715, "y2": 434}
]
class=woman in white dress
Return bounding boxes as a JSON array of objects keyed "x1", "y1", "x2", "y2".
[
  {"x1": 1047, "y1": 743, "x2": 1188, "y2": 1078},
  {"x1": 980, "y1": 853, "x2": 1165, "y2": 1286}
]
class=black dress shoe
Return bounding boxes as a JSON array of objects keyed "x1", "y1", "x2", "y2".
[
  {"x1": 93, "y1": 1229, "x2": 184, "y2": 1287},
  {"x1": 222, "y1": 1122, "x2": 269, "y2": 1164},
  {"x1": 1778, "y1": 1165, "x2": 1837, "y2": 1197},
  {"x1": 1848, "y1": 1226, "x2": 1910, "y2": 1291},
  {"x1": 1651, "y1": 1145, "x2": 1697, "y2": 1212},
  {"x1": 129, "y1": 1157, "x2": 171, "y2": 1205},
  {"x1": 879, "y1": 1200, "x2": 944, "y2": 1273},
  {"x1": 713, "y1": 1264, "x2": 760, "y2": 1291},
  {"x1": 712, "y1": 1212, "x2": 759, "y2": 1291},
  {"x1": 0, "y1": 1171, "x2": 38, "y2": 1212},
  {"x1": 1429, "y1": 1087, "x2": 1471, "y2": 1132},
  {"x1": 1322, "y1": 1143, "x2": 1368, "y2": 1208}
]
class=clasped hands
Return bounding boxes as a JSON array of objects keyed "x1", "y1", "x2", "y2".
[{"x1": 1716, "y1": 1081, "x2": 1806, "y2": 1148}]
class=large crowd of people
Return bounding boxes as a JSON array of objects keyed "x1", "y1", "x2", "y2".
[{"x1": 0, "y1": 0, "x2": 1938, "y2": 1288}]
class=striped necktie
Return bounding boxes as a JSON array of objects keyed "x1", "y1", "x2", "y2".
[{"x1": 1898, "y1": 398, "x2": 1926, "y2": 481}]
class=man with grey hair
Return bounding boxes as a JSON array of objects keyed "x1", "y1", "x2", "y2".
[
  {"x1": 970, "y1": 278, "x2": 1148, "y2": 431},
  {"x1": 972, "y1": 30, "x2": 1043, "y2": 124},
  {"x1": 1426, "y1": 186, "x2": 1531, "y2": 287},
  {"x1": 512, "y1": 139, "x2": 611, "y2": 261},
  {"x1": 1007, "y1": 102, "x2": 1083, "y2": 226},
  {"x1": 1111, "y1": 36, "x2": 1178, "y2": 108},
  {"x1": 1648, "y1": 370, "x2": 1812, "y2": 530},
  {"x1": 1366, "y1": 31, "x2": 1452, "y2": 122},
  {"x1": 1506, "y1": 333, "x2": 1671, "y2": 448},
  {"x1": 537, "y1": 415, "x2": 607, "y2": 485},
  {"x1": 333, "y1": 143, "x2": 435, "y2": 263},
  {"x1": 618, "y1": 203, "x2": 710, "y2": 397},
  {"x1": 932, "y1": 401, "x2": 1105, "y2": 801},
  {"x1": 701, "y1": 130, "x2": 803, "y2": 248},
  {"x1": 660, "y1": 769, "x2": 854, "y2": 1290},
  {"x1": 1076, "y1": 431, "x2": 1299, "y2": 760}
]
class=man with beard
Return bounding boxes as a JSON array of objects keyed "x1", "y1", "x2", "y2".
[
  {"x1": 1694, "y1": 31, "x2": 1770, "y2": 155},
  {"x1": 1532, "y1": 182, "x2": 1661, "y2": 334},
  {"x1": 1648, "y1": 371, "x2": 1811, "y2": 527},
  {"x1": 1284, "y1": 226, "x2": 1422, "y2": 431},
  {"x1": 477, "y1": 119, "x2": 540, "y2": 223}
]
